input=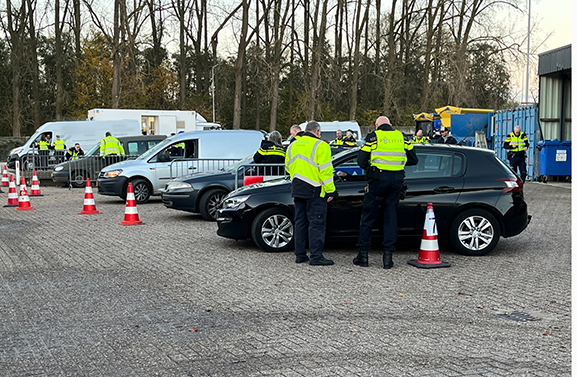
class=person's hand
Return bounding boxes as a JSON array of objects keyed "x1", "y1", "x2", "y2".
[
  {"x1": 336, "y1": 171, "x2": 347, "y2": 177},
  {"x1": 327, "y1": 196, "x2": 333, "y2": 203}
]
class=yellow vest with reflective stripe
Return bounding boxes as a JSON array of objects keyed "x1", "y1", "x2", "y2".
[
  {"x1": 53, "y1": 140, "x2": 66, "y2": 149},
  {"x1": 506, "y1": 132, "x2": 527, "y2": 152},
  {"x1": 285, "y1": 135, "x2": 335, "y2": 197},
  {"x1": 363, "y1": 130, "x2": 410, "y2": 171},
  {"x1": 258, "y1": 145, "x2": 285, "y2": 158},
  {"x1": 100, "y1": 136, "x2": 125, "y2": 156},
  {"x1": 38, "y1": 141, "x2": 49, "y2": 150},
  {"x1": 411, "y1": 136, "x2": 429, "y2": 144},
  {"x1": 332, "y1": 138, "x2": 344, "y2": 146}
]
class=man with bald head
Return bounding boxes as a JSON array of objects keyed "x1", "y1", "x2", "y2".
[
  {"x1": 504, "y1": 125, "x2": 529, "y2": 182},
  {"x1": 353, "y1": 116, "x2": 418, "y2": 269}
]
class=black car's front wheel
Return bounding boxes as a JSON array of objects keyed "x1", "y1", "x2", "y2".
[
  {"x1": 450, "y1": 209, "x2": 500, "y2": 256},
  {"x1": 130, "y1": 178, "x2": 152, "y2": 204},
  {"x1": 251, "y1": 208, "x2": 294, "y2": 252},
  {"x1": 199, "y1": 188, "x2": 228, "y2": 221}
]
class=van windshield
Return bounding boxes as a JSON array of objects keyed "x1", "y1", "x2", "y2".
[{"x1": 136, "y1": 138, "x2": 173, "y2": 160}]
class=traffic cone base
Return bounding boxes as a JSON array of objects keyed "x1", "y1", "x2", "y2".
[
  {"x1": 4, "y1": 175, "x2": 18, "y2": 207},
  {"x1": 79, "y1": 178, "x2": 101, "y2": 215},
  {"x1": 120, "y1": 182, "x2": 144, "y2": 225},
  {"x1": 408, "y1": 203, "x2": 450, "y2": 269}
]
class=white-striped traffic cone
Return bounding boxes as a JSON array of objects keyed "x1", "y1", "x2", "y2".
[
  {"x1": 120, "y1": 182, "x2": 144, "y2": 225},
  {"x1": 29, "y1": 169, "x2": 42, "y2": 196},
  {"x1": 408, "y1": 203, "x2": 451, "y2": 268},
  {"x1": 15, "y1": 185, "x2": 34, "y2": 211},
  {"x1": 78, "y1": 178, "x2": 101, "y2": 215},
  {"x1": 0, "y1": 164, "x2": 8, "y2": 187},
  {"x1": 4, "y1": 175, "x2": 18, "y2": 207}
]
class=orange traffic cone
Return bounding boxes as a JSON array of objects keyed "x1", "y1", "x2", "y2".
[
  {"x1": 408, "y1": 203, "x2": 451, "y2": 269},
  {"x1": 29, "y1": 169, "x2": 42, "y2": 196},
  {"x1": 120, "y1": 182, "x2": 144, "y2": 225},
  {"x1": 4, "y1": 175, "x2": 18, "y2": 207},
  {"x1": 16, "y1": 185, "x2": 34, "y2": 211},
  {"x1": 0, "y1": 164, "x2": 8, "y2": 187},
  {"x1": 78, "y1": 178, "x2": 101, "y2": 215}
]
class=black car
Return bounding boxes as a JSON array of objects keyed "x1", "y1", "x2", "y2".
[{"x1": 216, "y1": 145, "x2": 530, "y2": 256}]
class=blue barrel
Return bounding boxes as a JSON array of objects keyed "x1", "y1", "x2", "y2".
[{"x1": 537, "y1": 140, "x2": 572, "y2": 176}]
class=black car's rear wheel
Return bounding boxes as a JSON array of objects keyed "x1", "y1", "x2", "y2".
[
  {"x1": 71, "y1": 170, "x2": 88, "y2": 188},
  {"x1": 199, "y1": 188, "x2": 228, "y2": 221},
  {"x1": 251, "y1": 208, "x2": 294, "y2": 252},
  {"x1": 450, "y1": 209, "x2": 500, "y2": 256}
]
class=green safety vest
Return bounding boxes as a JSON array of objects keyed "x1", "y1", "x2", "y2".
[
  {"x1": 362, "y1": 129, "x2": 412, "y2": 171},
  {"x1": 53, "y1": 140, "x2": 66, "y2": 150},
  {"x1": 38, "y1": 140, "x2": 50, "y2": 151},
  {"x1": 411, "y1": 136, "x2": 429, "y2": 144},
  {"x1": 286, "y1": 135, "x2": 335, "y2": 197},
  {"x1": 505, "y1": 132, "x2": 528, "y2": 152},
  {"x1": 100, "y1": 136, "x2": 125, "y2": 156}
]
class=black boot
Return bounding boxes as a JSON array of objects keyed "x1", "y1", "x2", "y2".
[
  {"x1": 353, "y1": 250, "x2": 369, "y2": 267},
  {"x1": 383, "y1": 251, "x2": 394, "y2": 269}
]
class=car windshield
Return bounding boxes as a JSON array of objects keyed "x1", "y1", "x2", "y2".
[
  {"x1": 136, "y1": 137, "x2": 174, "y2": 160},
  {"x1": 332, "y1": 147, "x2": 359, "y2": 161},
  {"x1": 84, "y1": 144, "x2": 100, "y2": 157},
  {"x1": 224, "y1": 155, "x2": 253, "y2": 172}
]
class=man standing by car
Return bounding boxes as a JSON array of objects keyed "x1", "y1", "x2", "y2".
[
  {"x1": 504, "y1": 125, "x2": 529, "y2": 183},
  {"x1": 285, "y1": 121, "x2": 336, "y2": 266},
  {"x1": 354, "y1": 116, "x2": 418, "y2": 269},
  {"x1": 65, "y1": 143, "x2": 84, "y2": 161},
  {"x1": 412, "y1": 129, "x2": 429, "y2": 144},
  {"x1": 100, "y1": 132, "x2": 125, "y2": 166},
  {"x1": 437, "y1": 127, "x2": 457, "y2": 144},
  {"x1": 330, "y1": 129, "x2": 345, "y2": 146}
]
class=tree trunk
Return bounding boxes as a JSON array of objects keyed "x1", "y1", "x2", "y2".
[
  {"x1": 349, "y1": 0, "x2": 370, "y2": 120},
  {"x1": 382, "y1": 0, "x2": 397, "y2": 116},
  {"x1": 112, "y1": 0, "x2": 123, "y2": 108},
  {"x1": 308, "y1": 0, "x2": 328, "y2": 120},
  {"x1": 26, "y1": 0, "x2": 41, "y2": 128},
  {"x1": 55, "y1": 0, "x2": 64, "y2": 120},
  {"x1": 6, "y1": 0, "x2": 26, "y2": 136},
  {"x1": 233, "y1": 0, "x2": 250, "y2": 129}
]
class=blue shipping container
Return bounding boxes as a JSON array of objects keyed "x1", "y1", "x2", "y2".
[
  {"x1": 450, "y1": 113, "x2": 493, "y2": 146},
  {"x1": 492, "y1": 105, "x2": 539, "y2": 181}
]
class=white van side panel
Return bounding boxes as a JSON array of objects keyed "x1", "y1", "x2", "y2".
[{"x1": 88, "y1": 108, "x2": 205, "y2": 134}]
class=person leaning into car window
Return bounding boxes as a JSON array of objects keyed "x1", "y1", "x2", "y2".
[
  {"x1": 65, "y1": 143, "x2": 85, "y2": 161},
  {"x1": 354, "y1": 116, "x2": 418, "y2": 269},
  {"x1": 253, "y1": 131, "x2": 285, "y2": 176},
  {"x1": 285, "y1": 121, "x2": 336, "y2": 266}
]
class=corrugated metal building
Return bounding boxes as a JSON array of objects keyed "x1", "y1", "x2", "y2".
[{"x1": 538, "y1": 44, "x2": 571, "y2": 141}]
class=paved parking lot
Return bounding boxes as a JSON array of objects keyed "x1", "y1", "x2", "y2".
[{"x1": 0, "y1": 182, "x2": 570, "y2": 376}]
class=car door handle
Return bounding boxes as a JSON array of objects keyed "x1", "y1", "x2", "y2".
[
  {"x1": 189, "y1": 166, "x2": 196, "y2": 170},
  {"x1": 434, "y1": 186, "x2": 455, "y2": 193}
]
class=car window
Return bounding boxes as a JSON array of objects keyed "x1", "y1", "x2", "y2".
[
  {"x1": 125, "y1": 142, "x2": 140, "y2": 155},
  {"x1": 406, "y1": 151, "x2": 464, "y2": 179},
  {"x1": 334, "y1": 154, "x2": 365, "y2": 178}
]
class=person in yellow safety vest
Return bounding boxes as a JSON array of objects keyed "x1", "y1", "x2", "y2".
[
  {"x1": 354, "y1": 116, "x2": 418, "y2": 269},
  {"x1": 285, "y1": 121, "x2": 336, "y2": 266},
  {"x1": 100, "y1": 132, "x2": 125, "y2": 165},
  {"x1": 53, "y1": 135, "x2": 67, "y2": 163},
  {"x1": 38, "y1": 134, "x2": 51, "y2": 168},
  {"x1": 65, "y1": 143, "x2": 85, "y2": 161},
  {"x1": 288, "y1": 124, "x2": 303, "y2": 144},
  {"x1": 504, "y1": 125, "x2": 529, "y2": 183},
  {"x1": 330, "y1": 129, "x2": 345, "y2": 146},
  {"x1": 411, "y1": 129, "x2": 429, "y2": 144}
]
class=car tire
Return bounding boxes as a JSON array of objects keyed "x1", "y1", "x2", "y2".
[
  {"x1": 199, "y1": 188, "x2": 228, "y2": 221},
  {"x1": 450, "y1": 209, "x2": 501, "y2": 256},
  {"x1": 21, "y1": 157, "x2": 35, "y2": 171},
  {"x1": 130, "y1": 178, "x2": 151, "y2": 204},
  {"x1": 71, "y1": 170, "x2": 88, "y2": 188},
  {"x1": 251, "y1": 208, "x2": 294, "y2": 253}
]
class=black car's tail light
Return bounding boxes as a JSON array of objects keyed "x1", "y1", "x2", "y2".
[{"x1": 497, "y1": 177, "x2": 523, "y2": 193}]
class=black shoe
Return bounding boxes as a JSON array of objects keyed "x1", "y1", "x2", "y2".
[
  {"x1": 383, "y1": 251, "x2": 394, "y2": 269},
  {"x1": 295, "y1": 255, "x2": 310, "y2": 264},
  {"x1": 310, "y1": 257, "x2": 334, "y2": 266},
  {"x1": 353, "y1": 251, "x2": 369, "y2": 267}
]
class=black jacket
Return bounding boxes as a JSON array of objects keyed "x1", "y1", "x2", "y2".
[
  {"x1": 253, "y1": 140, "x2": 285, "y2": 164},
  {"x1": 358, "y1": 124, "x2": 418, "y2": 171},
  {"x1": 438, "y1": 135, "x2": 457, "y2": 144}
]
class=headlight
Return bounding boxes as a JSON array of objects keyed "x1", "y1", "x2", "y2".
[
  {"x1": 13, "y1": 148, "x2": 23, "y2": 155},
  {"x1": 221, "y1": 195, "x2": 250, "y2": 210},
  {"x1": 102, "y1": 169, "x2": 123, "y2": 178},
  {"x1": 54, "y1": 166, "x2": 64, "y2": 172},
  {"x1": 166, "y1": 181, "x2": 193, "y2": 190}
]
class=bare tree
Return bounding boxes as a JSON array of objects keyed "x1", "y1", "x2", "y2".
[
  {"x1": 349, "y1": 0, "x2": 371, "y2": 120},
  {"x1": 308, "y1": 0, "x2": 328, "y2": 120}
]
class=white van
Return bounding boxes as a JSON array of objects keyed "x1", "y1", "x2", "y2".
[
  {"x1": 7, "y1": 119, "x2": 141, "y2": 169},
  {"x1": 298, "y1": 120, "x2": 362, "y2": 144},
  {"x1": 97, "y1": 130, "x2": 265, "y2": 203}
]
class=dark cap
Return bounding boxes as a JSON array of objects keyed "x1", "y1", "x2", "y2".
[{"x1": 440, "y1": 127, "x2": 449, "y2": 132}]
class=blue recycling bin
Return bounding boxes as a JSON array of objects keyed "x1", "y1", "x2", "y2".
[{"x1": 537, "y1": 140, "x2": 571, "y2": 176}]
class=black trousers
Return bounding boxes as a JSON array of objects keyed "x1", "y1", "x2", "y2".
[
  {"x1": 293, "y1": 196, "x2": 327, "y2": 261},
  {"x1": 357, "y1": 171, "x2": 404, "y2": 252},
  {"x1": 509, "y1": 152, "x2": 527, "y2": 182}
]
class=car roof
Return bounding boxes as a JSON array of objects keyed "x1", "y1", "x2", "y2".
[{"x1": 117, "y1": 135, "x2": 167, "y2": 142}]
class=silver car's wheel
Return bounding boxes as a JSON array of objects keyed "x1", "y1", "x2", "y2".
[
  {"x1": 450, "y1": 209, "x2": 500, "y2": 256},
  {"x1": 251, "y1": 208, "x2": 294, "y2": 252}
]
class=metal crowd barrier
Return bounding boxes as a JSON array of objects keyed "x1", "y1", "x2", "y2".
[
  {"x1": 168, "y1": 158, "x2": 240, "y2": 180},
  {"x1": 65, "y1": 155, "x2": 138, "y2": 187},
  {"x1": 233, "y1": 163, "x2": 288, "y2": 190}
]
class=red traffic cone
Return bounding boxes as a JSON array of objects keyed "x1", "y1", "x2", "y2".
[
  {"x1": 78, "y1": 178, "x2": 101, "y2": 215},
  {"x1": 16, "y1": 185, "x2": 34, "y2": 211},
  {"x1": 408, "y1": 203, "x2": 451, "y2": 268},
  {"x1": 120, "y1": 182, "x2": 144, "y2": 225},
  {"x1": 29, "y1": 169, "x2": 42, "y2": 196},
  {"x1": 1, "y1": 164, "x2": 8, "y2": 187},
  {"x1": 19, "y1": 176, "x2": 27, "y2": 193},
  {"x1": 4, "y1": 175, "x2": 19, "y2": 207}
]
